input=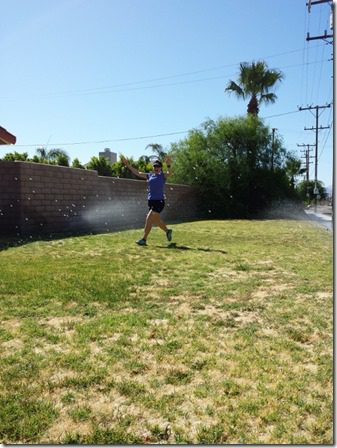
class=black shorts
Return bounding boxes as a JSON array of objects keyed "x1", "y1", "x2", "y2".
[{"x1": 148, "y1": 199, "x2": 165, "y2": 213}]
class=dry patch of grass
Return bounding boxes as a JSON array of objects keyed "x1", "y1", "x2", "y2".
[{"x1": 0, "y1": 220, "x2": 332, "y2": 444}]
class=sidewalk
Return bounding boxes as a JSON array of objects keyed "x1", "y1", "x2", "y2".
[{"x1": 304, "y1": 205, "x2": 333, "y2": 231}]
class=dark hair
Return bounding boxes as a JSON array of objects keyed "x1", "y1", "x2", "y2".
[{"x1": 153, "y1": 160, "x2": 162, "y2": 167}]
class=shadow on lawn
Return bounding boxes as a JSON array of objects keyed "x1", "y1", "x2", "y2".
[{"x1": 156, "y1": 242, "x2": 227, "y2": 254}]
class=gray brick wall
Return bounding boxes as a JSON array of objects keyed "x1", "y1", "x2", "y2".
[{"x1": 0, "y1": 161, "x2": 200, "y2": 236}]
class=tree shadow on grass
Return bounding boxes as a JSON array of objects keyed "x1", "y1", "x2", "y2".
[{"x1": 156, "y1": 242, "x2": 227, "y2": 254}]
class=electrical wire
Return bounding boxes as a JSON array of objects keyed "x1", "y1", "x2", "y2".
[
  {"x1": 14, "y1": 130, "x2": 191, "y2": 147},
  {"x1": 0, "y1": 44, "x2": 328, "y2": 101},
  {"x1": 14, "y1": 109, "x2": 303, "y2": 148}
]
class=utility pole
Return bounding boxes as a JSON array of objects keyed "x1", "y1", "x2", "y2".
[
  {"x1": 306, "y1": 0, "x2": 334, "y2": 41},
  {"x1": 297, "y1": 143, "x2": 315, "y2": 182},
  {"x1": 298, "y1": 104, "x2": 331, "y2": 209},
  {"x1": 271, "y1": 128, "x2": 277, "y2": 171},
  {"x1": 305, "y1": 0, "x2": 334, "y2": 215}
]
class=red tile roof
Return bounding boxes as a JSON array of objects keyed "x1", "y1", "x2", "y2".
[{"x1": 0, "y1": 126, "x2": 16, "y2": 145}]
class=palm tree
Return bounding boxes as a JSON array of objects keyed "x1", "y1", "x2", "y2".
[
  {"x1": 48, "y1": 148, "x2": 70, "y2": 166},
  {"x1": 36, "y1": 147, "x2": 49, "y2": 162},
  {"x1": 285, "y1": 156, "x2": 306, "y2": 189},
  {"x1": 225, "y1": 60, "x2": 284, "y2": 116},
  {"x1": 86, "y1": 156, "x2": 113, "y2": 177},
  {"x1": 35, "y1": 147, "x2": 70, "y2": 166},
  {"x1": 145, "y1": 143, "x2": 167, "y2": 160}
]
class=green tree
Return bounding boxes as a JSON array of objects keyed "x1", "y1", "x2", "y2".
[
  {"x1": 296, "y1": 180, "x2": 327, "y2": 203},
  {"x1": 284, "y1": 155, "x2": 306, "y2": 190},
  {"x1": 225, "y1": 60, "x2": 284, "y2": 116},
  {"x1": 1, "y1": 151, "x2": 29, "y2": 161},
  {"x1": 146, "y1": 143, "x2": 167, "y2": 160},
  {"x1": 34, "y1": 147, "x2": 70, "y2": 166},
  {"x1": 72, "y1": 158, "x2": 85, "y2": 169},
  {"x1": 86, "y1": 156, "x2": 113, "y2": 176},
  {"x1": 170, "y1": 116, "x2": 295, "y2": 218},
  {"x1": 35, "y1": 147, "x2": 49, "y2": 163},
  {"x1": 48, "y1": 149, "x2": 70, "y2": 166}
]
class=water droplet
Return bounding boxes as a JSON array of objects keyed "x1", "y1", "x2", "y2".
[
  {"x1": 25, "y1": 217, "x2": 29, "y2": 221},
  {"x1": 27, "y1": 197, "x2": 31, "y2": 201},
  {"x1": 55, "y1": 199, "x2": 58, "y2": 202},
  {"x1": 32, "y1": 190, "x2": 36, "y2": 194},
  {"x1": 29, "y1": 177, "x2": 32, "y2": 181},
  {"x1": 208, "y1": 209, "x2": 212, "y2": 213},
  {"x1": 83, "y1": 196, "x2": 86, "y2": 199},
  {"x1": 10, "y1": 204, "x2": 13, "y2": 208},
  {"x1": 72, "y1": 204, "x2": 76, "y2": 207},
  {"x1": 14, "y1": 177, "x2": 18, "y2": 181}
]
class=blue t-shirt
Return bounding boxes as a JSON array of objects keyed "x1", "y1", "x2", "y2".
[{"x1": 146, "y1": 171, "x2": 166, "y2": 200}]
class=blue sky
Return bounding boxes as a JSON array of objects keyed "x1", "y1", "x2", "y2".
[{"x1": 1, "y1": 0, "x2": 333, "y2": 187}]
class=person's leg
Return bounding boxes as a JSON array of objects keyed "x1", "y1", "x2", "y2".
[
  {"x1": 137, "y1": 202, "x2": 173, "y2": 245},
  {"x1": 152, "y1": 212, "x2": 168, "y2": 232},
  {"x1": 152, "y1": 212, "x2": 173, "y2": 241},
  {"x1": 143, "y1": 210, "x2": 155, "y2": 240}
]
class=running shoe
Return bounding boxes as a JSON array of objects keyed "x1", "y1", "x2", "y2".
[
  {"x1": 166, "y1": 229, "x2": 173, "y2": 242},
  {"x1": 136, "y1": 238, "x2": 147, "y2": 246}
]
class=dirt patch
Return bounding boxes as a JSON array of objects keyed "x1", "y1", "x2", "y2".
[
  {"x1": 1, "y1": 338, "x2": 24, "y2": 354},
  {"x1": 42, "y1": 416, "x2": 92, "y2": 444},
  {"x1": 2, "y1": 318, "x2": 21, "y2": 332}
]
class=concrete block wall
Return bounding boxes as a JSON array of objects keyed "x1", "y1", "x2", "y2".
[{"x1": 0, "y1": 161, "x2": 200, "y2": 236}]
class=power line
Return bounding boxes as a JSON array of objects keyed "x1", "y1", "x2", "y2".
[
  {"x1": 318, "y1": 120, "x2": 333, "y2": 160},
  {"x1": 299, "y1": 103, "x2": 331, "y2": 203},
  {"x1": 0, "y1": 46, "x2": 329, "y2": 101},
  {"x1": 14, "y1": 130, "x2": 191, "y2": 148},
  {"x1": 14, "y1": 109, "x2": 302, "y2": 148}
]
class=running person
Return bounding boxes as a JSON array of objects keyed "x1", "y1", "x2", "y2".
[{"x1": 122, "y1": 156, "x2": 173, "y2": 246}]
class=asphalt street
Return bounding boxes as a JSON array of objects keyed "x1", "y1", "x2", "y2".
[{"x1": 304, "y1": 205, "x2": 333, "y2": 232}]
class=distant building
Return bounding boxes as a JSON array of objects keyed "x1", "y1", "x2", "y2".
[{"x1": 99, "y1": 148, "x2": 117, "y2": 164}]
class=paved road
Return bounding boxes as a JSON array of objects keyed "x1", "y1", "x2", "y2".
[{"x1": 304, "y1": 205, "x2": 333, "y2": 231}]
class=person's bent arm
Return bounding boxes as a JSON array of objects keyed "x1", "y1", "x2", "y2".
[
  {"x1": 121, "y1": 156, "x2": 147, "y2": 180},
  {"x1": 164, "y1": 155, "x2": 173, "y2": 178}
]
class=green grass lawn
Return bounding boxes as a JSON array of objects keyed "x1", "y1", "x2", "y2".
[{"x1": 0, "y1": 219, "x2": 333, "y2": 444}]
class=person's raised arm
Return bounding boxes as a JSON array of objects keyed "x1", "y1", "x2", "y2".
[
  {"x1": 121, "y1": 155, "x2": 147, "y2": 180},
  {"x1": 164, "y1": 155, "x2": 173, "y2": 178}
]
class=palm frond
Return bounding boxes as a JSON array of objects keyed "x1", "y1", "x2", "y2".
[
  {"x1": 225, "y1": 81, "x2": 245, "y2": 98},
  {"x1": 260, "y1": 92, "x2": 277, "y2": 104}
]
